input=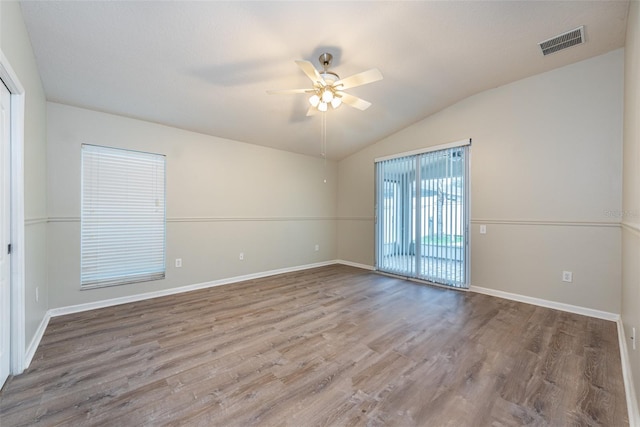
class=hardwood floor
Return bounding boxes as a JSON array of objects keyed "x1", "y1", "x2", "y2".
[{"x1": 0, "y1": 265, "x2": 629, "y2": 426}]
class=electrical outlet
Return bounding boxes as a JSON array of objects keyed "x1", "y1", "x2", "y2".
[
  {"x1": 479, "y1": 225, "x2": 487, "y2": 234},
  {"x1": 35, "y1": 287, "x2": 39, "y2": 303},
  {"x1": 315, "y1": 244, "x2": 320, "y2": 251},
  {"x1": 239, "y1": 252, "x2": 244, "y2": 261},
  {"x1": 175, "y1": 258, "x2": 182, "y2": 268},
  {"x1": 562, "y1": 271, "x2": 573, "y2": 282}
]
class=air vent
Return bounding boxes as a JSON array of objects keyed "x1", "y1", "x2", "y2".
[{"x1": 539, "y1": 26, "x2": 585, "y2": 56}]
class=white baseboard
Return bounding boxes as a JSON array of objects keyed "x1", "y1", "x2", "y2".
[
  {"x1": 48, "y1": 260, "x2": 337, "y2": 318},
  {"x1": 618, "y1": 320, "x2": 640, "y2": 427},
  {"x1": 22, "y1": 261, "x2": 339, "y2": 368},
  {"x1": 335, "y1": 259, "x2": 375, "y2": 271},
  {"x1": 24, "y1": 311, "x2": 50, "y2": 369},
  {"x1": 470, "y1": 286, "x2": 638, "y2": 424},
  {"x1": 469, "y1": 285, "x2": 619, "y2": 322}
]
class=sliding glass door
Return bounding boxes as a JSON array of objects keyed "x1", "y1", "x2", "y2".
[{"x1": 375, "y1": 141, "x2": 470, "y2": 288}]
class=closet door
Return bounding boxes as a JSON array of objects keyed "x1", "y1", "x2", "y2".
[{"x1": 0, "y1": 81, "x2": 11, "y2": 388}]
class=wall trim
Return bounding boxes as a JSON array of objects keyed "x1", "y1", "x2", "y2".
[
  {"x1": 47, "y1": 216, "x2": 337, "y2": 223},
  {"x1": 470, "y1": 285, "x2": 619, "y2": 321},
  {"x1": 24, "y1": 217, "x2": 47, "y2": 226},
  {"x1": 24, "y1": 311, "x2": 50, "y2": 369},
  {"x1": 618, "y1": 320, "x2": 640, "y2": 427},
  {"x1": 167, "y1": 216, "x2": 336, "y2": 223},
  {"x1": 336, "y1": 216, "x2": 375, "y2": 222},
  {"x1": 46, "y1": 216, "x2": 624, "y2": 228},
  {"x1": 47, "y1": 216, "x2": 76, "y2": 223},
  {"x1": 336, "y1": 218, "x2": 620, "y2": 227},
  {"x1": 335, "y1": 259, "x2": 375, "y2": 270},
  {"x1": 470, "y1": 218, "x2": 620, "y2": 228},
  {"x1": 622, "y1": 221, "x2": 640, "y2": 237}
]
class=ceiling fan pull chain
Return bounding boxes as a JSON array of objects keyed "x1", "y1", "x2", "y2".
[{"x1": 322, "y1": 113, "x2": 327, "y2": 183}]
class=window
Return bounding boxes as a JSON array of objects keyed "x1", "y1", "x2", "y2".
[
  {"x1": 81, "y1": 144, "x2": 166, "y2": 289},
  {"x1": 375, "y1": 140, "x2": 470, "y2": 288}
]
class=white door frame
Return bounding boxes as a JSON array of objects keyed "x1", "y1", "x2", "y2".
[{"x1": 0, "y1": 49, "x2": 26, "y2": 375}]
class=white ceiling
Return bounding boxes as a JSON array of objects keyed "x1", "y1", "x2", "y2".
[{"x1": 20, "y1": 1, "x2": 629, "y2": 160}]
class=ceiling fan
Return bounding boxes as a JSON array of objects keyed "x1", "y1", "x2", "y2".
[{"x1": 267, "y1": 53, "x2": 383, "y2": 115}]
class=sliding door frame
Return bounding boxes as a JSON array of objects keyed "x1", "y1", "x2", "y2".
[{"x1": 375, "y1": 139, "x2": 471, "y2": 288}]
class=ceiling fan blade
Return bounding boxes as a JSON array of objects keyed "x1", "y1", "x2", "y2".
[
  {"x1": 337, "y1": 92, "x2": 372, "y2": 111},
  {"x1": 295, "y1": 60, "x2": 325, "y2": 86},
  {"x1": 306, "y1": 106, "x2": 320, "y2": 116},
  {"x1": 266, "y1": 88, "x2": 315, "y2": 95},
  {"x1": 334, "y1": 68, "x2": 383, "y2": 90}
]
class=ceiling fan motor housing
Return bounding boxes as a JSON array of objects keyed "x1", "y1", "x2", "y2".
[{"x1": 319, "y1": 52, "x2": 333, "y2": 70}]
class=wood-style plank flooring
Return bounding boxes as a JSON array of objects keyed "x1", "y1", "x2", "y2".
[{"x1": 0, "y1": 265, "x2": 629, "y2": 426}]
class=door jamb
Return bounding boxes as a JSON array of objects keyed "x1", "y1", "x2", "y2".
[{"x1": 0, "y1": 49, "x2": 26, "y2": 375}]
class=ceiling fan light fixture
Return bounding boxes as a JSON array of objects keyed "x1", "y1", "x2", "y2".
[
  {"x1": 309, "y1": 94, "x2": 320, "y2": 107},
  {"x1": 321, "y1": 89, "x2": 334, "y2": 103},
  {"x1": 267, "y1": 52, "x2": 383, "y2": 114}
]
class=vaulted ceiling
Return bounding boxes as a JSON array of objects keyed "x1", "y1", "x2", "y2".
[{"x1": 20, "y1": 1, "x2": 629, "y2": 160}]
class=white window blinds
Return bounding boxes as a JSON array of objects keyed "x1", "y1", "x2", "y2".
[{"x1": 81, "y1": 144, "x2": 166, "y2": 289}]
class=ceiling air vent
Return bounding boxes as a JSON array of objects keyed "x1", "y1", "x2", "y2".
[{"x1": 539, "y1": 26, "x2": 585, "y2": 56}]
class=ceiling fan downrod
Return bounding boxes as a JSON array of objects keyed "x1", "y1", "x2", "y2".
[{"x1": 319, "y1": 52, "x2": 333, "y2": 71}]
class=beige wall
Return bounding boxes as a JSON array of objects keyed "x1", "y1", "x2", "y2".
[
  {"x1": 0, "y1": 2, "x2": 48, "y2": 350},
  {"x1": 338, "y1": 49, "x2": 624, "y2": 314},
  {"x1": 4, "y1": 1, "x2": 633, "y2": 401},
  {"x1": 622, "y1": 0, "x2": 640, "y2": 412},
  {"x1": 46, "y1": 103, "x2": 337, "y2": 308}
]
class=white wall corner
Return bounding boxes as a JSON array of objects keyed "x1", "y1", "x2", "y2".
[
  {"x1": 618, "y1": 320, "x2": 640, "y2": 427},
  {"x1": 23, "y1": 310, "x2": 50, "y2": 369},
  {"x1": 469, "y1": 285, "x2": 620, "y2": 322},
  {"x1": 335, "y1": 259, "x2": 375, "y2": 271}
]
